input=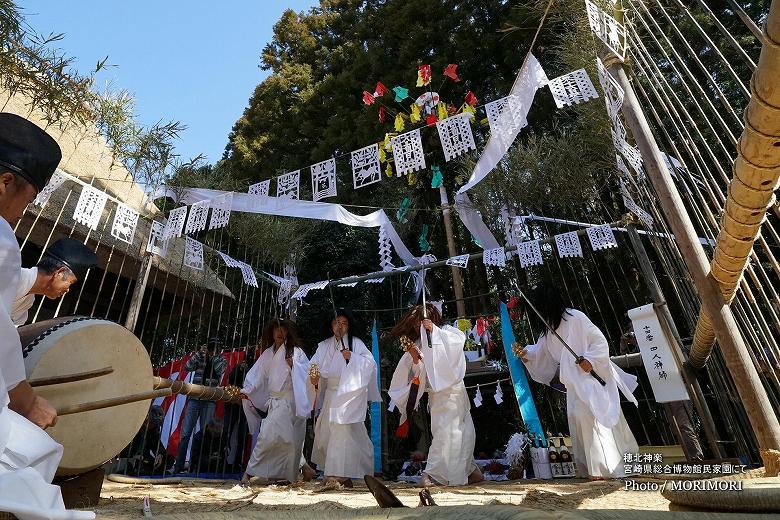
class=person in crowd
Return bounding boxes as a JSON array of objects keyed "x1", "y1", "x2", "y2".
[
  {"x1": 190, "y1": 419, "x2": 225, "y2": 474},
  {"x1": 221, "y1": 348, "x2": 254, "y2": 473},
  {"x1": 118, "y1": 406, "x2": 167, "y2": 476}
]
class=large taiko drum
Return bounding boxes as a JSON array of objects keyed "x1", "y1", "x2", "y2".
[{"x1": 19, "y1": 317, "x2": 154, "y2": 476}]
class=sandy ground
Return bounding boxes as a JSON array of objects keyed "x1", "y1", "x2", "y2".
[{"x1": 93, "y1": 478, "x2": 673, "y2": 518}]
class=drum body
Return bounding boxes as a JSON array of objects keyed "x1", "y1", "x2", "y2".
[{"x1": 19, "y1": 317, "x2": 153, "y2": 476}]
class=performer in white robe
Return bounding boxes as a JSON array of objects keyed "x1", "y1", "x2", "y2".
[
  {"x1": 0, "y1": 112, "x2": 94, "y2": 519},
  {"x1": 308, "y1": 308, "x2": 380, "y2": 485},
  {"x1": 388, "y1": 304, "x2": 483, "y2": 487},
  {"x1": 517, "y1": 283, "x2": 639, "y2": 479},
  {"x1": 241, "y1": 319, "x2": 314, "y2": 484}
]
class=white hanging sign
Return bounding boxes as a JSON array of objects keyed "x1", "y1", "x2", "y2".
[
  {"x1": 238, "y1": 261, "x2": 258, "y2": 288},
  {"x1": 473, "y1": 384, "x2": 483, "y2": 407},
  {"x1": 517, "y1": 240, "x2": 543, "y2": 267},
  {"x1": 278, "y1": 279, "x2": 293, "y2": 303},
  {"x1": 436, "y1": 113, "x2": 476, "y2": 162},
  {"x1": 162, "y1": 206, "x2": 188, "y2": 240},
  {"x1": 248, "y1": 179, "x2": 270, "y2": 197},
  {"x1": 596, "y1": 57, "x2": 624, "y2": 122},
  {"x1": 494, "y1": 382, "x2": 504, "y2": 405},
  {"x1": 185, "y1": 199, "x2": 210, "y2": 234},
  {"x1": 292, "y1": 280, "x2": 329, "y2": 300},
  {"x1": 146, "y1": 220, "x2": 168, "y2": 258},
  {"x1": 483, "y1": 246, "x2": 507, "y2": 267},
  {"x1": 627, "y1": 304, "x2": 689, "y2": 403},
  {"x1": 554, "y1": 232, "x2": 583, "y2": 258},
  {"x1": 351, "y1": 143, "x2": 382, "y2": 189},
  {"x1": 446, "y1": 254, "x2": 470, "y2": 268},
  {"x1": 585, "y1": 0, "x2": 627, "y2": 61},
  {"x1": 73, "y1": 185, "x2": 109, "y2": 230},
  {"x1": 586, "y1": 224, "x2": 618, "y2": 251},
  {"x1": 378, "y1": 225, "x2": 394, "y2": 272},
  {"x1": 34, "y1": 170, "x2": 67, "y2": 207},
  {"x1": 391, "y1": 128, "x2": 426, "y2": 176},
  {"x1": 218, "y1": 251, "x2": 241, "y2": 268},
  {"x1": 311, "y1": 158, "x2": 337, "y2": 202},
  {"x1": 111, "y1": 203, "x2": 140, "y2": 244},
  {"x1": 277, "y1": 170, "x2": 300, "y2": 200},
  {"x1": 209, "y1": 192, "x2": 233, "y2": 229},
  {"x1": 184, "y1": 237, "x2": 204, "y2": 271},
  {"x1": 548, "y1": 69, "x2": 599, "y2": 108}
]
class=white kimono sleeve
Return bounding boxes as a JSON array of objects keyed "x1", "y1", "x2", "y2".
[
  {"x1": 306, "y1": 343, "x2": 326, "y2": 414},
  {"x1": 387, "y1": 352, "x2": 426, "y2": 418},
  {"x1": 12, "y1": 268, "x2": 37, "y2": 327},
  {"x1": 241, "y1": 348, "x2": 270, "y2": 411},
  {"x1": 291, "y1": 347, "x2": 312, "y2": 418},
  {"x1": 419, "y1": 324, "x2": 466, "y2": 392},
  {"x1": 330, "y1": 338, "x2": 376, "y2": 424},
  {"x1": 522, "y1": 334, "x2": 559, "y2": 385}
]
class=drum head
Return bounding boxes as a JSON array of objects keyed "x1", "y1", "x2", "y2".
[{"x1": 20, "y1": 317, "x2": 153, "y2": 476}]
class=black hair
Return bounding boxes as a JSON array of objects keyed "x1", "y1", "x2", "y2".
[
  {"x1": 335, "y1": 307, "x2": 358, "y2": 351},
  {"x1": 524, "y1": 283, "x2": 572, "y2": 339},
  {"x1": 206, "y1": 337, "x2": 222, "y2": 353},
  {"x1": 36, "y1": 255, "x2": 69, "y2": 275}
]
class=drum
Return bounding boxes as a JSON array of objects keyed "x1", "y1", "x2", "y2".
[{"x1": 19, "y1": 317, "x2": 154, "y2": 476}]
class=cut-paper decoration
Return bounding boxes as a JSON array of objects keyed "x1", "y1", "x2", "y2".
[
  {"x1": 620, "y1": 181, "x2": 655, "y2": 228},
  {"x1": 393, "y1": 86, "x2": 409, "y2": 102},
  {"x1": 146, "y1": 220, "x2": 168, "y2": 258},
  {"x1": 596, "y1": 57, "x2": 624, "y2": 121},
  {"x1": 162, "y1": 206, "x2": 188, "y2": 240},
  {"x1": 431, "y1": 165, "x2": 443, "y2": 188},
  {"x1": 311, "y1": 158, "x2": 337, "y2": 202},
  {"x1": 378, "y1": 225, "x2": 394, "y2": 272},
  {"x1": 494, "y1": 382, "x2": 504, "y2": 405},
  {"x1": 362, "y1": 91, "x2": 375, "y2": 105},
  {"x1": 485, "y1": 97, "x2": 509, "y2": 133},
  {"x1": 391, "y1": 129, "x2": 426, "y2": 176},
  {"x1": 483, "y1": 246, "x2": 507, "y2": 268},
  {"x1": 184, "y1": 237, "x2": 204, "y2": 270},
  {"x1": 73, "y1": 185, "x2": 108, "y2": 230},
  {"x1": 548, "y1": 69, "x2": 599, "y2": 108},
  {"x1": 443, "y1": 63, "x2": 460, "y2": 82},
  {"x1": 464, "y1": 91, "x2": 478, "y2": 107},
  {"x1": 586, "y1": 224, "x2": 618, "y2": 251},
  {"x1": 248, "y1": 179, "x2": 270, "y2": 197},
  {"x1": 436, "y1": 113, "x2": 476, "y2": 162},
  {"x1": 374, "y1": 81, "x2": 389, "y2": 97},
  {"x1": 379, "y1": 106, "x2": 386, "y2": 123},
  {"x1": 394, "y1": 112, "x2": 405, "y2": 132},
  {"x1": 585, "y1": 0, "x2": 627, "y2": 61},
  {"x1": 34, "y1": 171, "x2": 66, "y2": 207},
  {"x1": 110, "y1": 203, "x2": 140, "y2": 245},
  {"x1": 185, "y1": 199, "x2": 210, "y2": 235},
  {"x1": 417, "y1": 64, "x2": 431, "y2": 87},
  {"x1": 238, "y1": 261, "x2": 258, "y2": 288},
  {"x1": 364, "y1": 277, "x2": 385, "y2": 284},
  {"x1": 517, "y1": 240, "x2": 543, "y2": 268},
  {"x1": 419, "y1": 224, "x2": 430, "y2": 252},
  {"x1": 554, "y1": 232, "x2": 584, "y2": 258},
  {"x1": 337, "y1": 281, "x2": 359, "y2": 287},
  {"x1": 396, "y1": 197, "x2": 410, "y2": 223},
  {"x1": 209, "y1": 192, "x2": 233, "y2": 230},
  {"x1": 277, "y1": 170, "x2": 300, "y2": 200},
  {"x1": 352, "y1": 144, "x2": 382, "y2": 189},
  {"x1": 420, "y1": 253, "x2": 437, "y2": 265},
  {"x1": 473, "y1": 385, "x2": 483, "y2": 407},
  {"x1": 446, "y1": 254, "x2": 470, "y2": 268},
  {"x1": 218, "y1": 251, "x2": 241, "y2": 268},
  {"x1": 292, "y1": 280, "x2": 330, "y2": 300},
  {"x1": 278, "y1": 279, "x2": 293, "y2": 304}
]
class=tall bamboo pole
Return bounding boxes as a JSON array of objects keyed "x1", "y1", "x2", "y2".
[{"x1": 439, "y1": 185, "x2": 467, "y2": 317}]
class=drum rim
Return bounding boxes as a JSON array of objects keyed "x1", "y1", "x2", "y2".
[{"x1": 22, "y1": 316, "x2": 108, "y2": 359}]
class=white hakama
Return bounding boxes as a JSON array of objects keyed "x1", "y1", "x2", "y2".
[
  {"x1": 523, "y1": 308, "x2": 639, "y2": 478},
  {"x1": 243, "y1": 344, "x2": 310, "y2": 482},
  {"x1": 308, "y1": 336, "x2": 380, "y2": 479},
  {"x1": 388, "y1": 324, "x2": 477, "y2": 485}
]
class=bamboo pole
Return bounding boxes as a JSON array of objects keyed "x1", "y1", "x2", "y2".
[
  {"x1": 153, "y1": 377, "x2": 242, "y2": 404},
  {"x1": 29, "y1": 367, "x2": 113, "y2": 388},
  {"x1": 57, "y1": 388, "x2": 172, "y2": 416}
]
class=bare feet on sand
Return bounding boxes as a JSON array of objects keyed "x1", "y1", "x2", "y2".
[
  {"x1": 301, "y1": 464, "x2": 317, "y2": 482},
  {"x1": 468, "y1": 467, "x2": 485, "y2": 484}
]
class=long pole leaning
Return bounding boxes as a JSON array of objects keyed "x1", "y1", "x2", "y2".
[{"x1": 605, "y1": 54, "x2": 780, "y2": 471}]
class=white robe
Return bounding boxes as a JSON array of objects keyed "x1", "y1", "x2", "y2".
[
  {"x1": 523, "y1": 308, "x2": 639, "y2": 478},
  {"x1": 308, "y1": 336, "x2": 380, "y2": 478},
  {"x1": 388, "y1": 324, "x2": 477, "y2": 485},
  {"x1": 244, "y1": 344, "x2": 310, "y2": 482},
  {"x1": 0, "y1": 218, "x2": 94, "y2": 520},
  {"x1": 12, "y1": 267, "x2": 37, "y2": 326}
]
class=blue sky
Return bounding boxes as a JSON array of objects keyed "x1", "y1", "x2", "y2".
[{"x1": 19, "y1": 1, "x2": 319, "y2": 163}]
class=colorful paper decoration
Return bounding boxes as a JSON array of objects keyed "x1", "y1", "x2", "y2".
[
  {"x1": 446, "y1": 254, "x2": 470, "y2": 268},
  {"x1": 483, "y1": 246, "x2": 507, "y2": 267},
  {"x1": 385, "y1": 163, "x2": 394, "y2": 178},
  {"x1": 393, "y1": 86, "x2": 409, "y2": 102},
  {"x1": 391, "y1": 129, "x2": 426, "y2": 176},
  {"x1": 209, "y1": 192, "x2": 233, "y2": 230},
  {"x1": 374, "y1": 81, "x2": 390, "y2": 97},
  {"x1": 362, "y1": 91, "x2": 375, "y2": 105},
  {"x1": 473, "y1": 384, "x2": 483, "y2": 407},
  {"x1": 407, "y1": 171, "x2": 417, "y2": 185},
  {"x1": 410, "y1": 103, "x2": 422, "y2": 123},
  {"x1": 465, "y1": 90, "x2": 478, "y2": 107},
  {"x1": 292, "y1": 280, "x2": 329, "y2": 300},
  {"x1": 396, "y1": 197, "x2": 410, "y2": 223},
  {"x1": 351, "y1": 143, "x2": 382, "y2": 189},
  {"x1": 548, "y1": 69, "x2": 599, "y2": 108},
  {"x1": 238, "y1": 261, "x2": 259, "y2": 287},
  {"x1": 554, "y1": 231, "x2": 583, "y2": 258},
  {"x1": 185, "y1": 199, "x2": 210, "y2": 234},
  {"x1": 437, "y1": 102, "x2": 449, "y2": 121},
  {"x1": 378, "y1": 225, "x2": 394, "y2": 271},
  {"x1": 425, "y1": 114, "x2": 438, "y2": 125},
  {"x1": 277, "y1": 170, "x2": 300, "y2": 200},
  {"x1": 517, "y1": 240, "x2": 543, "y2": 268},
  {"x1": 431, "y1": 164, "x2": 443, "y2": 188},
  {"x1": 586, "y1": 224, "x2": 618, "y2": 251},
  {"x1": 419, "y1": 224, "x2": 430, "y2": 252},
  {"x1": 415, "y1": 91, "x2": 440, "y2": 113},
  {"x1": 585, "y1": 0, "x2": 627, "y2": 61},
  {"x1": 311, "y1": 158, "x2": 337, "y2": 202},
  {"x1": 73, "y1": 185, "x2": 108, "y2": 231},
  {"x1": 443, "y1": 63, "x2": 460, "y2": 82},
  {"x1": 248, "y1": 179, "x2": 270, "y2": 197},
  {"x1": 146, "y1": 220, "x2": 168, "y2": 258},
  {"x1": 394, "y1": 112, "x2": 405, "y2": 132},
  {"x1": 417, "y1": 64, "x2": 432, "y2": 87},
  {"x1": 184, "y1": 236, "x2": 204, "y2": 270},
  {"x1": 110, "y1": 203, "x2": 140, "y2": 245},
  {"x1": 162, "y1": 206, "x2": 187, "y2": 240},
  {"x1": 436, "y1": 113, "x2": 477, "y2": 162},
  {"x1": 33, "y1": 171, "x2": 66, "y2": 207},
  {"x1": 379, "y1": 105, "x2": 386, "y2": 123}
]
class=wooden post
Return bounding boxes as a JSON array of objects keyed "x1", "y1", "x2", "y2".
[
  {"x1": 439, "y1": 185, "x2": 467, "y2": 317},
  {"x1": 124, "y1": 251, "x2": 153, "y2": 332},
  {"x1": 608, "y1": 61, "x2": 780, "y2": 465}
]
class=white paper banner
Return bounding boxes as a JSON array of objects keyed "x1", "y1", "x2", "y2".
[
  {"x1": 34, "y1": 170, "x2": 67, "y2": 207},
  {"x1": 391, "y1": 128, "x2": 426, "y2": 176},
  {"x1": 351, "y1": 143, "x2": 382, "y2": 189},
  {"x1": 163, "y1": 206, "x2": 188, "y2": 240},
  {"x1": 184, "y1": 237, "x2": 204, "y2": 271},
  {"x1": 209, "y1": 192, "x2": 233, "y2": 230},
  {"x1": 311, "y1": 158, "x2": 337, "y2": 202},
  {"x1": 185, "y1": 199, "x2": 210, "y2": 235},
  {"x1": 548, "y1": 69, "x2": 599, "y2": 108},
  {"x1": 277, "y1": 170, "x2": 300, "y2": 200},
  {"x1": 446, "y1": 254, "x2": 470, "y2": 268},
  {"x1": 238, "y1": 261, "x2": 258, "y2": 288},
  {"x1": 517, "y1": 240, "x2": 543, "y2": 267},
  {"x1": 248, "y1": 179, "x2": 270, "y2": 197},
  {"x1": 436, "y1": 113, "x2": 476, "y2": 162},
  {"x1": 146, "y1": 220, "x2": 169, "y2": 258},
  {"x1": 292, "y1": 280, "x2": 329, "y2": 300},
  {"x1": 73, "y1": 185, "x2": 109, "y2": 230},
  {"x1": 586, "y1": 224, "x2": 618, "y2": 251},
  {"x1": 554, "y1": 231, "x2": 583, "y2": 258},
  {"x1": 111, "y1": 203, "x2": 140, "y2": 244}
]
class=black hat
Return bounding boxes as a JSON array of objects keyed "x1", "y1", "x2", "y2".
[
  {"x1": 0, "y1": 113, "x2": 62, "y2": 192},
  {"x1": 43, "y1": 238, "x2": 98, "y2": 280}
]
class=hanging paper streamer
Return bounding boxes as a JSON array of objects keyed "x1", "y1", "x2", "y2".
[
  {"x1": 417, "y1": 64, "x2": 431, "y2": 87},
  {"x1": 248, "y1": 179, "x2": 270, "y2": 197},
  {"x1": 394, "y1": 113, "x2": 405, "y2": 132},
  {"x1": 278, "y1": 279, "x2": 293, "y2": 304},
  {"x1": 585, "y1": 0, "x2": 627, "y2": 61},
  {"x1": 407, "y1": 171, "x2": 417, "y2": 186},
  {"x1": 218, "y1": 251, "x2": 241, "y2": 268},
  {"x1": 147, "y1": 220, "x2": 168, "y2": 258},
  {"x1": 485, "y1": 97, "x2": 509, "y2": 133},
  {"x1": 185, "y1": 199, "x2": 210, "y2": 234},
  {"x1": 184, "y1": 237, "x2": 204, "y2": 270},
  {"x1": 425, "y1": 114, "x2": 437, "y2": 125},
  {"x1": 436, "y1": 102, "x2": 448, "y2": 121},
  {"x1": 443, "y1": 63, "x2": 460, "y2": 82},
  {"x1": 391, "y1": 129, "x2": 426, "y2": 176},
  {"x1": 596, "y1": 57, "x2": 624, "y2": 122},
  {"x1": 364, "y1": 277, "x2": 385, "y2": 284},
  {"x1": 410, "y1": 103, "x2": 421, "y2": 123},
  {"x1": 292, "y1": 280, "x2": 329, "y2": 300},
  {"x1": 419, "y1": 224, "x2": 430, "y2": 252},
  {"x1": 620, "y1": 181, "x2": 655, "y2": 228},
  {"x1": 162, "y1": 205, "x2": 188, "y2": 240},
  {"x1": 378, "y1": 225, "x2": 394, "y2": 272},
  {"x1": 517, "y1": 240, "x2": 543, "y2": 267},
  {"x1": 34, "y1": 170, "x2": 66, "y2": 207},
  {"x1": 548, "y1": 69, "x2": 599, "y2": 108},
  {"x1": 446, "y1": 254, "x2": 470, "y2": 268},
  {"x1": 462, "y1": 103, "x2": 476, "y2": 118},
  {"x1": 430, "y1": 165, "x2": 443, "y2": 188},
  {"x1": 385, "y1": 163, "x2": 394, "y2": 178},
  {"x1": 393, "y1": 86, "x2": 409, "y2": 102},
  {"x1": 473, "y1": 385, "x2": 483, "y2": 407},
  {"x1": 277, "y1": 170, "x2": 300, "y2": 200},
  {"x1": 337, "y1": 281, "x2": 359, "y2": 287},
  {"x1": 351, "y1": 143, "x2": 382, "y2": 189},
  {"x1": 483, "y1": 246, "x2": 507, "y2": 267},
  {"x1": 464, "y1": 91, "x2": 478, "y2": 107},
  {"x1": 370, "y1": 320, "x2": 382, "y2": 473},
  {"x1": 379, "y1": 106, "x2": 386, "y2": 123},
  {"x1": 586, "y1": 224, "x2": 618, "y2": 251},
  {"x1": 554, "y1": 232, "x2": 584, "y2": 258},
  {"x1": 111, "y1": 203, "x2": 140, "y2": 245},
  {"x1": 209, "y1": 192, "x2": 233, "y2": 230},
  {"x1": 374, "y1": 81, "x2": 389, "y2": 97},
  {"x1": 436, "y1": 113, "x2": 476, "y2": 162},
  {"x1": 362, "y1": 91, "x2": 375, "y2": 105},
  {"x1": 494, "y1": 382, "x2": 504, "y2": 404},
  {"x1": 238, "y1": 261, "x2": 259, "y2": 288},
  {"x1": 311, "y1": 158, "x2": 337, "y2": 202},
  {"x1": 73, "y1": 185, "x2": 109, "y2": 231}
]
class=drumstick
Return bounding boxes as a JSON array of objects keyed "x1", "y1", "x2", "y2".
[
  {"x1": 29, "y1": 366, "x2": 114, "y2": 387},
  {"x1": 152, "y1": 377, "x2": 242, "y2": 403},
  {"x1": 56, "y1": 388, "x2": 173, "y2": 416}
]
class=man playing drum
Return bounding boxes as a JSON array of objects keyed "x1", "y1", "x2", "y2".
[{"x1": 0, "y1": 112, "x2": 94, "y2": 519}]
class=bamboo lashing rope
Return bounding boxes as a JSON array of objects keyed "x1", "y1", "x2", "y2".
[{"x1": 152, "y1": 376, "x2": 243, "y2": 404}]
